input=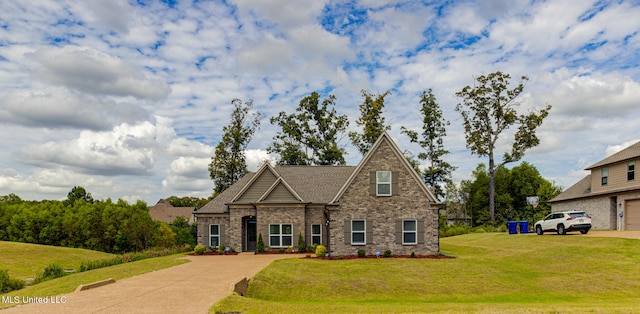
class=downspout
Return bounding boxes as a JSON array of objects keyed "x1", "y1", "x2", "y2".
[{"x1": 324, "y1": 207, "x2": 331, "y2": 259}]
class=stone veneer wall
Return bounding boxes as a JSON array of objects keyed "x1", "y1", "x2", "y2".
[
  {"x1": 330, "y1": 140, "x2": 439, "y2": 256},
  {"x1": 196, "y1": 214, "x2": 230, "y2": 247},
  {"x1": 305, "y1": 205, "x2": 327, "y2": 246},
  {"x1": 228, "y1": 206, "x2": 256, "y2": 251},
  {"x1": 256, "y1": 205, "x2": 306, "y2": 250}
]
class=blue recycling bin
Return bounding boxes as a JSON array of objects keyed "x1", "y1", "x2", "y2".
[
  {"x1": 518, "y1": 221, "x2": 529, "y2": 233},
  {"x1": 507, "y1": 221, "x2": 518, "y2": 234}
]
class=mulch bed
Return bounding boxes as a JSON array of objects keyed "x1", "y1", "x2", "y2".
[
  {"x1": 189, "y1": 252, "x2": 239, "y2": 256},
  {"x1": 312, "y1": 254, "x2": 455, "y2": 260}
]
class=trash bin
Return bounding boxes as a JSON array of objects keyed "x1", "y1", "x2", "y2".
[
  {"x1": 518, "y1": 221, "x2": 529, "y2": 233},
  {"x1": 507, "y1": 221, "x2": 518, "y2": 234}
]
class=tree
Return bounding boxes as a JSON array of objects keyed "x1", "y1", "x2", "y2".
[
  {"x1": 209, "y1": 99, "x2": 261, "y2": 196},
  {"x1": 349, "y1": 89, "x2": 391, "y2": 155},
  {"x1": 459, "y1": 162, "x2": 562, "y2": 226},
  {"x1": 401, "y1": 89, "x2": 456, "y2": 199},
  {"x1": 268, "y1": 92, "x2": 349, "y2": 165},
  {"x1": 455, "y1": 71, "x2": 551, "y2": 223},
  {"x1": 64, "y1": 186, "x2": 94, "y2": 206}
]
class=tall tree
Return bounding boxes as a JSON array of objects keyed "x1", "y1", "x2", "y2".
[
  {"x1": 401, "y1": 89, "x2": 456, "y2": 199},
  {"x1": 64, "y1": 186, "x2": 94, "y2": 206},
  {"x1": 349, "y1": 89, "x2": 391, "y2": 155},
  {"x1": 268, "y1": 92, "x2": 349, "y2": 165},
  {"x1": 209, "y1": 99, "x2": 261, "y2": 196},
  {"x1": 455, "y1": 71, "x2": 551, "y2": 223}
]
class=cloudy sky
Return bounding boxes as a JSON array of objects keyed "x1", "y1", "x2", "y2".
[{"x1": 1, "y1": 0, "x2": 639, "y2": 204}]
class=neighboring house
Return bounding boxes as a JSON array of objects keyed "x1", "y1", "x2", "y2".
[
  {"x1": 195, "y1": 132, "x2": 440, "y2": 256},
  {"x1": 148, "y1": 199, "x2": 196, "y2": 224},
  {"x1": 550, "y1": 141, "x2": 640, "y2": 231}
]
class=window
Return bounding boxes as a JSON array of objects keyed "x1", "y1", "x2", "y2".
[
  {"x1": 311, "y1": 224, "x2": 322, "y2": 245},
  {"x1": 351, "y1": 220, "x2": 366, "y2": 245},
  {"x1": 209, "y1": 224, "x2": 220, "y2": 247},
  {"x1": 269, "y1": 224, "x2": 292, "y2": 247},
  {"x1": 601, "y1": 168, "x2": 608, "y2": 185},
  {"x1": 402, "y1": 220, "x2": 417, "y2": 244},
  {"x1": 628, "y1": 162, "x2": 635, "y2": 181},
  {"x1": 376, "y1": 171, "x2": 391, "y2": 196}
]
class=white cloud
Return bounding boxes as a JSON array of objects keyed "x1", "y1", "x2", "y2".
[
  {"x1": 606, "y1": 139, "x2": 640, "y2": 157},
  {"x1": 0, "y1": 88, "x2": 148, "y2": 130},
  {"x1": 28, "y1": 46, "x2": 171, "y2": 99}
]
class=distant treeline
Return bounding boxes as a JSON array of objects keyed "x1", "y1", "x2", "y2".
[{"x1": 0, "y1": 195, "x2": 193, "y2": 253}]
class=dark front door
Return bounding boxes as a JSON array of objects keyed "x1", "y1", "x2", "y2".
[{"x1": 246, "y1": 218, "x2": 257, "y2": 251}]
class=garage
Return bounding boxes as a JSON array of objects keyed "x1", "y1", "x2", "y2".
[{"x1": 625, "y1": 199, "x2": 640, "y2": 230}]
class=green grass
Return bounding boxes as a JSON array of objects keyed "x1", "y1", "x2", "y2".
[
  {"x1": 0, "y1": 241, "x2": 115, "y2": 280},
  {"x1": 213, "y1": 233, "x2": 640, "y2": 313},
  {"x1": 0, "y1": 253, "x2": 189, "y2": 310}
]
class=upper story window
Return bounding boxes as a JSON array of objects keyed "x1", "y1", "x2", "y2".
[
  {"x1": 376, "y1": 171, "x2": 391, "y2": 196},
  {"x1": 601, "y1": 168, "x2": 608, "y2": 186},
  {"x1": 628, "y1": 162, "x2": 635, "y2": 181}
]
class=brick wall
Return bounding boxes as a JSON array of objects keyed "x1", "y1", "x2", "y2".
[{"x1": 330, "y1": 140, "x2": 439, "y2": 256}]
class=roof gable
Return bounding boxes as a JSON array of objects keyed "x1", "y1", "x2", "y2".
[
  {"x1": 586, "y1": 141, "x2": 640, "y2": 169},
  {"x1": 259, "y1": 178, "x2": 303, "y2": 203},
  {"x1": 232, "y1": 163, "x2": 279, "y2": 203},
  {"x1": 331, "y1": 132, "x2": 438, "y2": 204}
]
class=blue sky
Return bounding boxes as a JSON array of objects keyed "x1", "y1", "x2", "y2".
[{"x1": 1, "y1": 0, "x2": 639, "y2": 204}]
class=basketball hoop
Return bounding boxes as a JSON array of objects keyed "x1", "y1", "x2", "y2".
[{"x1": 526, "y1": 196, "x2": 539, "y2": 208}]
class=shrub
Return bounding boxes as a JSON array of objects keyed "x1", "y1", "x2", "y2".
[
  {"x1": 357, "y1": 249, "x2": 366, "y2": 257},
  {"x1": 297, "y1": 232, "x2": 305, "y2": 252},
  {"x1": 287, "y1": 246, "x2": 293, "y2": 253},
  {"x1": 0, "y1": 269, "x2": 25, "y2": 293},
  {"x1": 256, "y1": 233, "x2": 265, "y2": 253},
  {"x1": 337, "y1": 255, "x2": 344, "y2": 260},
  {"x1": 194, "y1": 244, "x2": 206, "y2": 255},
  {"x1": 218, "y1": 243, "x2": 226, "y2": 254},
  {"x1": 306, "y1": 244, "x2": 316, "y2": 253},
  {"x1": 383, "y1": 250, "x2": 392, "y2": 257},
  {"x1": 315, "y1": 244, "x2": 326, "y2": 257},
  {"x1": 278, "y1": 247, "x2": 285, "y2": 253},
  {"x1": 34, "y1": 262, "x2": 66, "y2": 284},
  {"x1": 410, "y1": 251, "x2": 416, "y2": 258}
]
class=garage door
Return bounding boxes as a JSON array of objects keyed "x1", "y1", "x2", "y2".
[{"x1": 625, "y1": 199, "x2": 640, "y2": 230}]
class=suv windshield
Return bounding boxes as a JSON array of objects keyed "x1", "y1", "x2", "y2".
[{"x1": 569, "y1": 212, "x2": 587, "y2": 218}]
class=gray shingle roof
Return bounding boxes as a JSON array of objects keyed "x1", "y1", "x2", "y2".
[
  {"x1": 196, "y1": 166, "x2": 356, "y2": 214},
  {"x1": 586, "y1": 140, "x2": 640, "y2": 169},
  {"x1": 549, "y1": 175, "x2": 591, "y2": 202},
  {"x1": 196, "y1": 173, "x2": 255, "y2": 214}
]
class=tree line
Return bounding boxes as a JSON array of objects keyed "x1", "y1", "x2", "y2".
[
  {"x1": 209, "y1": 71, "x2": 552, "y2": 223},
  {"x1": 0, "y1": 189, "x2": 197, "y2": 253}
]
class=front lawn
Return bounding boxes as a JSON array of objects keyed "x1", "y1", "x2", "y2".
[{"x1": 213, "y1": 233, "x2": 640, "y2": 313}]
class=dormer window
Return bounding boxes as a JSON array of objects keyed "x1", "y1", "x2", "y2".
[
  {"x1": 601, "y1": 168, "x2": 608, "y2": 186},
  {"x1": 376, "y1": 171, "x2": 392, "y2": 196}
]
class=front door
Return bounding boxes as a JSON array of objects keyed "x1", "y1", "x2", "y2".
[{"x1": 245, "y1": 218, "x2": 257, "y2": 251}]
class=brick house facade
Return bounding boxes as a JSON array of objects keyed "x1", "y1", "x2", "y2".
[
  {"x1": 550, "y1": 140, "x2": 640, "y2": 230},
  {"x1": 195, "y1": 132, "x2": 440, "y2": 256}
]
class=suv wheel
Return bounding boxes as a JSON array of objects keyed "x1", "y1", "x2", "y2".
[
  {"x1": 535, "y1": 225, "x2": 543, "y2": 235},
  {"x1": 580, "y1": 229, "x2": 589, "y2": 234},
  {"x1": 557, "y1": 224, "x2": 566, "y2": 235}
]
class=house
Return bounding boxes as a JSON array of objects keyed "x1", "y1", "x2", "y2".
[
  {"x1": 148, "y1": 199, "x2": 196, "y2": 224},
  {"x1": 194, "y1": 132, "x2": 440, "y2": 256},
  {"x1": 550, "y1": 140, "x2": 640, "y2": 231}
]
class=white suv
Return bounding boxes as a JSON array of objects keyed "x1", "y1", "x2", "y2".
[{"x1": 535, "y1": 211, "x2": 592, "y2": 235}]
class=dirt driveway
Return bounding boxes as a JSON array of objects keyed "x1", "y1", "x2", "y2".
[{"x1": 3, "y1": 253, "x2": 305, "y2": 314}]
